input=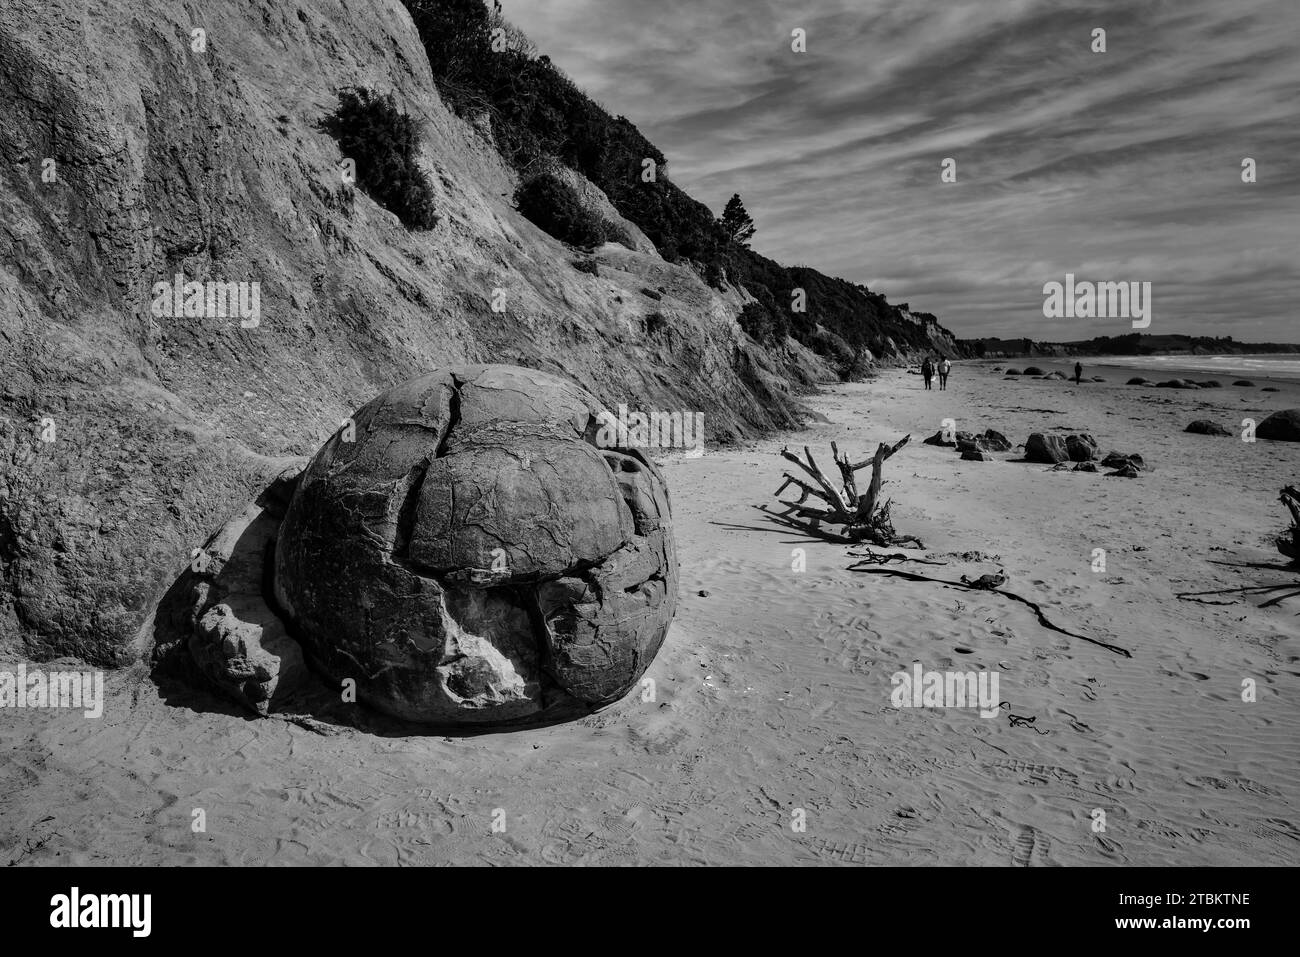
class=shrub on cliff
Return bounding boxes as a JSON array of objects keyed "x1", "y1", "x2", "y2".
[
  {"x1": 515, "y1": 173, "x2": 608, "y2": 247},
  {"x1": 322, "y1": 87, "x2": 438, "y2": 230},
  {"x1": 738, "y1": 301, "x2": 785, "y2": 346}
]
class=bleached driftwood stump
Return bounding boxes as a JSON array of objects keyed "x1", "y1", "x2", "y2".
[
  {"x1": 1278, "y1": 486, "x2": 1300, "y2": 564},
  {"x1": 762, "y1": 435, "x2": 922, "y2": 546}
]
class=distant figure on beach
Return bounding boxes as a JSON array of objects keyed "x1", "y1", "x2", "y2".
[
  {"x1": 1074, "y1": 361, "x2": 1083, "y2": 384},
  {"x1": 922, "y1": 356, "x2": 933, "y2": 390},
  {"x1": 939, "y1": 357, "x2": 951, "y2": 390}
]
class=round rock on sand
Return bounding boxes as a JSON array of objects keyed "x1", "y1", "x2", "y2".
[
  {"x1": 274, "y1": 365, "x2": 678, "y2": 725},
  {"x1": 1185, "y1": 419, "x2": 1231, "y2": 436},
  {"x1": 1256, "y1": 408, "x2": 1300, "y2": 442}
]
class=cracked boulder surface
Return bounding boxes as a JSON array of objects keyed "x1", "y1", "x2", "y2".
[
  {"x1": 151, "y1": 459, "x2": 309, "y2": 716},
  {"x1": 184, "y1": 463, "x2": 308, "y2": 714},
  {"x1": 273, "y1": 365, "x2": 678, "y2": 725}
]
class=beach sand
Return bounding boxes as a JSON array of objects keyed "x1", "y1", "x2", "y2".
[{"x1": 3, "y1": 363, "x2": 1299, "y2": 866}]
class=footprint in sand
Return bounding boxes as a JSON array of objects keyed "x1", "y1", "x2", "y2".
[
  {"x1": 1187, "y1": 774, "x2": 1278, "y2": 797},
  {"x1": 1011, "y1": 826, "x2": 1036, "y2": 866},
  {"x1": 985, "y1": 760, "x2": 1079, "y2": 787},
  {"x1": 878, "y1": 802, "x2": 939, "y2": 837},
  {"x1": 1011, "y1": 825, "x2": 1053, "y2": 866},
  {"x1": 540, "y1": 818, "x2": 598, "y2": 865},
  {"x1": 630, "y1": 722, "x2": 690, "y2": 757},
  {"x1": 1093, "y1": 834, "x2": 1123, "y2": 857},
  {"x1": 1255, "y1": 818, "x2": 1300, "y2": 846},
  {"x1": 809, "y1": 836, "x2": 873, "y2": 864}
]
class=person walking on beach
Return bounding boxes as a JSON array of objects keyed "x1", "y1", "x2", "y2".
[
  {"x1": 1074, "y1": 361, "x2": 1083, "y2": 384},
  {"x1": 921, "y1": 356, "x2": 933, "y2": 390},
  {"x1": 939, "y1": 356, "x2": 951, "y2": 390}
]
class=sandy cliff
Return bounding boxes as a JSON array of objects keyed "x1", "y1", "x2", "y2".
[{"x1": 0, "y1": 0, "x2": 845, "y2": 664}]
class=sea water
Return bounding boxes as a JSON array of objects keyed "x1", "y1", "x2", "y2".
[{"x1": 1096, "y1": 354, "x2": 1300, "y2": 382}]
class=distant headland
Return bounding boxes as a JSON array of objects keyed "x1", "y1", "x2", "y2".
[{"x1": 958, "y1": 333, "x2": 1300, "y2": 360}]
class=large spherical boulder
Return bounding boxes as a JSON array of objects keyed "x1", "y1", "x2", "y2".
[
  {"x1": 273, "y1": 365, "x2": 678, "y2": 725},
  {"x1": 1257, "y1": 408, "x2": 1300, "y2": 442}
]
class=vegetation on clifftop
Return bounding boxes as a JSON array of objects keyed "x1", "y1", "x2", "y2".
[{"x1": 401, "y1": 0, "x2": 959, "y2": 361}]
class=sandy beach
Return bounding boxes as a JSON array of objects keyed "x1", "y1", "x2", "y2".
[{"x1": 3, "y1": 363, "x2": 1299, "y2": 866}]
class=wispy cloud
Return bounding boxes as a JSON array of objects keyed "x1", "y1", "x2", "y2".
[{"x1": 505, "y1": 0, "x2": 1300, "y2": 340}]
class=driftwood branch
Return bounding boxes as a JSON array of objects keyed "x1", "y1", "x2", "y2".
[
  {"x1": 1278, "y1": 486, "x2": 1300, "y2": 565},
  {"x1": 857, "y1": 434, "x2": 910, "y2": 522},
  {"x1": 847, "y1": 549, "x2": 948, "y2": 567},
  {"x1": 847, "y1": 564, "x2": 1133, "y2": 658}
]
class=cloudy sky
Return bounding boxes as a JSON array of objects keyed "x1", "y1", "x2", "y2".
[{"x1": 505, "y1": 0, "x2": 1300, "y2": 341}]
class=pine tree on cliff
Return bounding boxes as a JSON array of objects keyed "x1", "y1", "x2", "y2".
[{"x1": 720, "y1": 193, "x2": 756, "y2": 247}]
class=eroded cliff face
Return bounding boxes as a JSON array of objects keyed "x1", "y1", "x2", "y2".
[{"x1": 0, "y1": 0, "x2": 832, "y2": 664}]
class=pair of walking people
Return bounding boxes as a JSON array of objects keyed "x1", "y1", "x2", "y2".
[{"x1": 922, "y1": 355, "x2": 951, "y2": 390}]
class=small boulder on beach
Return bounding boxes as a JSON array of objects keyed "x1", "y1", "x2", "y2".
[
  {"x1": 1025, "y1": 432, "x2": 1069, "y2": 463},
  {"x1": 923, "y1": 430, "x2": 953, "y2": 446},
  {"x1": 927, "y1": 428, "x2": 1011, "y2": 453},
  {"x1": 960, "y1": 450, "x2": 991, "y2": 461},
  {"x1": 1102, "y1": 451, "x2": 1146, "y2": 471},
  {"x1": 1073, "y1": 461, "x2": 1099, "y2": 472},
  {"x1": 983, "y1": 430, "x2": 1013, "y2": 452},
  {"x1": 956, "y1": 429, "x2": 1012, "y2": 453},
  {"x1": 1065, "y1": 433, "x2": 1099, "y2": 461},
  {"x1": 1185, "y1": 419, "x2": 1231, "y2": 436}
]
